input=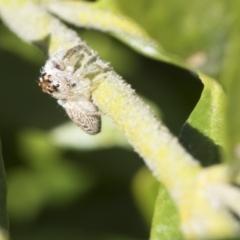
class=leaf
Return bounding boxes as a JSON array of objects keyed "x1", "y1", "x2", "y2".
[
  {"x1": 45, "y1": 0, "x2": 240, "y2": 78},
  {"x1": 49, "y1": 116, "x2": 129, "y2": 150},
  {"x1": 218, "y1": 2, "x2": 240, "y2": 171},
  {"x1": 179, "y1": 73, "x2": 226, "y2": 166},
  {"x1": 114, "y1": 0, "x2": 234, "y2": 76},
  {"x1": 150, "y1": 184, "x2": 183, "y2": 240},
  {"x1": 0, "y1": 229, "x2": 8, "y2": 240},
  {"x1": 132, "y1": 167, "x2": 159, "y2": 226},
  {"x1": 45, "y1": 0, "x2": 188, "y2": 68},
  {"x1": 7, "y1": 130, "x2": 94, "y2": 222}
]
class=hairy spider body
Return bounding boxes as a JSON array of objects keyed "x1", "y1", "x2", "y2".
[{"x1": 39, "y1": 44, "x2": 110, "y2": 134}]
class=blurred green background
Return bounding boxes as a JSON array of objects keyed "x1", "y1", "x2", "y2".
[{"x1": 0, "y1": 0, "x2": 204, "y2": 239}]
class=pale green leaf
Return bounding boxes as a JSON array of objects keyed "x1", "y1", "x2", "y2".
[
  {"x1": 132, "y1": 167, "x2": 159, "y2": 226},
  {"x1": 179, "y1": 73, "x2": 226, "y2": 166},
  {"x1": 219, "y1": 2, "x2": 240, "y2": 172},
  {"x1": 150, "y1": 184, "x2": 183, "y2": 240},
  {"x1": 45, "y1": 0, "x2": 187, "y2": 68},
  {"x1": 115, "y1": 0, "x2": 234, "y2": 77}
]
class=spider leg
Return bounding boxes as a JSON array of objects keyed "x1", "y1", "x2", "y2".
[{"x1": 62, "y1": 45, "x2": 92, "y2": 74}]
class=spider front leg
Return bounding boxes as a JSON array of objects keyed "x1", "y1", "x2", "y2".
[
  {"x1": 62, "y1": 45, "x2": 93, "y2": 75},
  {"x1": 91, "y1": 64, "x2": 111, "y2": 90},
  {"x1": 77, "y1": 62, "x2": 111, "y2": 90}
]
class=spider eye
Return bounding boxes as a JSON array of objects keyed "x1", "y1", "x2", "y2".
[
  {"x1": 55, "y1": 64, "x2": 61, "y2": 69},
  {"x1": 53, "y1": 84, "x2": 60, "y2": 91},
  {"x1": 41, "y1": 73, "x2": 47, "y2": 78},
  {"x1": 52, "y1": 61, "x2": 63, "y2": 70}
]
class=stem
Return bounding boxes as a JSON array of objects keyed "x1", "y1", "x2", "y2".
[{"x1": 93, "y1": 73, "x2": 201, "y2": 191}]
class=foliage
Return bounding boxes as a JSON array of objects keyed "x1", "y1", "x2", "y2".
[{"x1": 0, "y1": 0, "x2": 240, "y2": 239}]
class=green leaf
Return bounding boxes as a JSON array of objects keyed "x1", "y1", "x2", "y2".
[
  {"x1": 150, "y1": 184, "x2": 183, "y2": 240},
  {"x1": 0, "y1": 140, "x2": 8, "y2": 231},
  {"x1": 115, "y1": 0, "x2": 234, "y2": 76},
  {"x1": 49, "y1": 116, "x2": 129, "y2": 150},
  {"x1": 45, "y1": 0, "x2": 188, "y2": 69},
  {"x1": 0, "y1": 229, "x2": 8, "y2": 240},
  {"x1": 219, "y1": 2, "x2": 240, "y2": 172},
  {"x1": 132, "y1": 167, "x2": 159, "y2": 226},
  {"x1": 179, "y1": 73, "x2": 226, "y2": 166},
  {"x1": 45, "y1": 0, "x2": 240, "y2": 80},
  {"x1": 7, "y1": 130, "x2": 94, "y2": 222}
]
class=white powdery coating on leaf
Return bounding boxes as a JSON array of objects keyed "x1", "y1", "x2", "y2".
[
  {"x1": 47, "y1": 1, "x2": 150, "y2": 39},
  {"x1": 0, "y1": 0, "x2": 83, "y2": 54}
]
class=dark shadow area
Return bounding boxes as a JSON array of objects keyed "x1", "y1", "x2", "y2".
[
  {"x1": 179, "y1": 123, "x2": 221, "y2": 166},
  {"x1": 132, "y1": 57, "x2": 203, "y2": 135},
  {"x1": 8, "y1": 147, "x2": 149, "y2": 240},
  {"x1": 229, "y1": 208, "x2": 240, "y2": 223}
]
